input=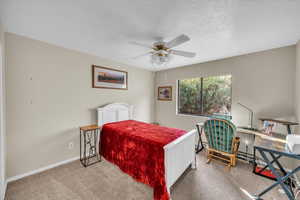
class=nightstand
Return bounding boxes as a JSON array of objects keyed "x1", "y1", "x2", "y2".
[{"x1": 79, "y1": 124, "x2": 101, "y2": 167}]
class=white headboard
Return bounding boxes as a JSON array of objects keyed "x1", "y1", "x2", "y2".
[{"x1": 97, "y1": 103, "x2": 134, "y2": 126}]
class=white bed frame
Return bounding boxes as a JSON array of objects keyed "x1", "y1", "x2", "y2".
[{"x1": 97, "y1": 103, "x2": 196, "y2": 197}]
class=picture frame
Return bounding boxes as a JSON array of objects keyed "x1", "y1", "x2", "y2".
[
  {"x1": 92, "y1": 65, "x2": 128, "y2": 90},
  {"x1": 158, "y1": 86, "x2": 172, "y2": 101}
]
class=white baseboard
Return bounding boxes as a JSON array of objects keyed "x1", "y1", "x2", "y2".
[
  {"x1": 7, "y1": 156, "x2": 80, "y2": 183},
  {"x1": 1, "y1": 181, "x2": 7, "y2": 200},
  {"x1": 3, "y1": 181, "x2": 7, "y2": 200}
]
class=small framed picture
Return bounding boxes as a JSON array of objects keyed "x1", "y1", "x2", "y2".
[
  {"x1": 158, "y1": 86, "x2": 172, "y2": 101},
  {"x1": 92, "y1": 65, "x2": 128, "y2": 90}
]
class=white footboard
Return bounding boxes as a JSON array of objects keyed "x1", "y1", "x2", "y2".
[{"x1": 164, "y1": 129, "x2": 196, "y2": 195}]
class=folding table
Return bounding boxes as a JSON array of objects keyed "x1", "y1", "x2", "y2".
[{"x1": 252, "y1": 136, "x2": 300, "y2": 200}]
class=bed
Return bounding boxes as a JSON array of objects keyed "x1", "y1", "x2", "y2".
[{"x1": 97, "y1": 103, "x2": 196, "y2": 200}]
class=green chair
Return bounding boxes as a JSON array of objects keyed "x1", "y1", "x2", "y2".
[
  {"x1": 210, "y1": 113, "x2": 232, "y2": 121},
  {"x1": 203, "y1": 118, "x2": 240, "y2": 168}
]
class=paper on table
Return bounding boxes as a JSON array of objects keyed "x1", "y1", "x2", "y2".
[{"x1": 286, "y1": 135, "x2": 300, "y2": 154}]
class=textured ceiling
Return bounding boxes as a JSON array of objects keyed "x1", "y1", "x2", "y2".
[{"x1": 1, "y1": 0, "x2": 300, "y2": 71}]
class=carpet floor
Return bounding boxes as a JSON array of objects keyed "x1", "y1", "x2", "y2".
[{"x1": 5, "y1": 152, "x2": 286, "y2": 200}]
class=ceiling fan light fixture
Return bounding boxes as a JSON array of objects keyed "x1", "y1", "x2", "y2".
[
  {"x1": 131, "y1": 34, "x2": 196, "y2": 67},
  {"x1": 151, "y1": 53, "x2": 170, "y2": 65}
]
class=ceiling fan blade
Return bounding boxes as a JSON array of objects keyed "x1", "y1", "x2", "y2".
[
  {"x1": 131, "y1": 52, "x2": 152, "y2": 59},
  {"x1": 165, "y1": 34, "x2": 190, "y2": 48},
  {"x1": 129, "y1": 41, "x2": 153, "y2": 49},
  {"x1": 170, "y1": 50, "x2": 196, "y2": 58}
]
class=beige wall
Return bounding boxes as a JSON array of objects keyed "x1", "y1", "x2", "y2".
[
  {"x1": 5, "y1": 33, "x2": 155, "y2": 178},
  {"x1": 0, "y1": 19, "x2": 6, "y2": 199},
  {"x1": 4, "y1": 32, "x2": 299, "y2": 178},
  {"x1": 155, "y1": 46, "x2": 296, "y2": 132},
  {"x1": 293, "y1": 40, "x2": 300, "y2": 175},
  {"x1": 296, "y1": 41, "x2": 300, "y2": 124}
]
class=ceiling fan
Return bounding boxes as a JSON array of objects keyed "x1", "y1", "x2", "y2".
[{"x1": 131, "y1": 34, "x2": 196, "y2": 65}]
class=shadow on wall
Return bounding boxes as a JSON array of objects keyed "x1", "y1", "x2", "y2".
[
  {"x1": 89, "y1": 107, "x2": 98, "y2": 125},
  {"x1": 256, "y1": 106, "x2": 296, "y2": 134},
  {"x1": 233, "y1": 101, "x2": 295, "y2": 131},
  {"x1": 256, "y1": 104, "x2": 293, "y2": 119}
]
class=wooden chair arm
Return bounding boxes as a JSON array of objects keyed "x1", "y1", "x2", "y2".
[{"x1": 232, "y1": 137, "x2": 240, "y2": 154}]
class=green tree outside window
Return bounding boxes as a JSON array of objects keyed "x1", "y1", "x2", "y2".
[{"x1": 178, "y1": 75, "x2": 231, "y2": 116}]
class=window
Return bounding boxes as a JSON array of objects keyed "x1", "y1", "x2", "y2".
[{"x1": 178, "y1": 75, "x2": 232, "y2": 116}]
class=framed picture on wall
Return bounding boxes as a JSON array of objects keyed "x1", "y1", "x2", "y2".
[
  {"x1": 158, "y1": 86, "x2": 172, "y2": 101},
  {"x1": 92, "y1": 65, "x2": 128, "y2": 89}
]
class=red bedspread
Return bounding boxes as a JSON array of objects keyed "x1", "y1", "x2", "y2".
[{"x1": 100, "y1": 120, "x2": 187, "y2": 200}]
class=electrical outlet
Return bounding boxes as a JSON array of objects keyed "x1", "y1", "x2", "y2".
[{"x1": 68, "y1": 142, "x2": 74, "y2": 149}]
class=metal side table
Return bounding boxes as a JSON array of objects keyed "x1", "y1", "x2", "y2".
[{"x1": 80, "y1": 125, "x2": 101, "y2": 167}]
